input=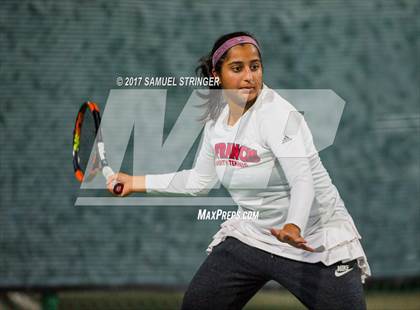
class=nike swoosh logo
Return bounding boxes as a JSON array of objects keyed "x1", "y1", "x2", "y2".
[{"x1": 335, "y1": 267, "x2": 354, "y2": 277}]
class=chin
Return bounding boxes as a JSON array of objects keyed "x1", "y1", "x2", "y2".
[
  {"x1": 245, "y1": 93, "x2": 257, "y2": 104},
  {"x1": 224, "y1": 90, "x2": 257, "y2": 106}
]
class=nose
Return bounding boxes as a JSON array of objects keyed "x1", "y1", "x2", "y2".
[{"x1": 243, "y1": 66, "x2": 254, "y2": 83}]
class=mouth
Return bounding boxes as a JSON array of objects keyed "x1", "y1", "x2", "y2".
[{"x1": 238, "y1": 86, "x2": 255, "y2": 93}]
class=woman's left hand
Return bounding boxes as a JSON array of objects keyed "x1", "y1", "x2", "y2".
[{"x1": 270, "y1": 223, "x2": 315, "y2": 252}]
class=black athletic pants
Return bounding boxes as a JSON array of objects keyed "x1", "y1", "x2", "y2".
[{"x1": 181, "y1": 237, "x2": 366, "y2": 310}]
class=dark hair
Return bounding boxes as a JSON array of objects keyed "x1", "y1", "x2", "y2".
[{"x1": 195, "y1": 31, "x2": 262, "y2": 122}]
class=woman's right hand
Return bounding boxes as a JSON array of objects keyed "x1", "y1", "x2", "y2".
[{"x1": 106, "y1": 172, "x2": 134, "y2": 197}]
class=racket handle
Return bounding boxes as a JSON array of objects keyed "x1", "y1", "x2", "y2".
[
  {"x1": 102, "y1": 166, "x2": 124, "y2": 195},
  {"x1": 113, "y1": 182, "x2": 124, "y2": 195}
]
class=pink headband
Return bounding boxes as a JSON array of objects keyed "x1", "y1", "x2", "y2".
[{"x1": 212, "y1": 35, "x2": 261, "y2": 68}]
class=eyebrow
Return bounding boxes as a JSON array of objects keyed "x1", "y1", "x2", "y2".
[{"x1": 226, "y1": 59, "x2": 261, "y2": 65}]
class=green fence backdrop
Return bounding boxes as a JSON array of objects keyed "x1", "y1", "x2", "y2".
[{"x1": 0, "y1": 0, "x2": 419, "y2": 288}]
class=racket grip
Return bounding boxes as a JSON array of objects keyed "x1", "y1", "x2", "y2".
[
  {"x1": 102, "y1": 166, "x2": 124, "y2": 195},
  {"x1": 113, "y1": 182, "x2": 124, "y2": 195}
]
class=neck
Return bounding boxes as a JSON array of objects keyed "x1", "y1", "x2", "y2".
[
  {"x1": 226, "y1": 97, "x2": 257, "y2": 125},
  {"x1": 224, "y1": 85, "x2": 263, "y2": 125}
]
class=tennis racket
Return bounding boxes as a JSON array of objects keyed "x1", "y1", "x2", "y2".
[{"x1": 72, "y1": 101, "x2": 124, "y2": 195}]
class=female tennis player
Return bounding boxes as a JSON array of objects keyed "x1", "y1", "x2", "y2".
[{"x1": 107, "y1": 31, "x2": 371, "y2": 310}]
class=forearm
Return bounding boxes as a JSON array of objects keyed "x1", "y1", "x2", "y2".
[
  {"x1": 132, "y1": 175, "x2": 146, "y2": 193},
  {"x1": 145, "y1": 169, "x2": 217, "y2": 195},
  {"x1": 279, "y1": 156, "x2": 315, "y2": 236},
  {"x1": 285, "y1": 181, "x2": 315, "y2": 235}
]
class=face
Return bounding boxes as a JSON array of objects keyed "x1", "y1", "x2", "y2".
[{"x1": 213, "y1": 43, "x2": 263, "y2": 107}]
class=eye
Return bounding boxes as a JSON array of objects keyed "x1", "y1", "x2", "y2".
[
  {"x1": 231, "y1": 66, "x2": 242, "y2": 72},
  {"x1": 251, "y1": 63, "x2": 260, "y2": 71}
]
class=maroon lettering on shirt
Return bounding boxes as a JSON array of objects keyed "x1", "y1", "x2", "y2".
[{"x1": 214, "y1": 142, "x2": 260, "y2": 163}]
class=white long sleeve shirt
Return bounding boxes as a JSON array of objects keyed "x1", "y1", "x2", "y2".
[{"x1": 146, "y1": 84, "x2": 371, "y2": 283}]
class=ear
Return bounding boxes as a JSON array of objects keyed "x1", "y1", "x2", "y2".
[
  {"x1": 211, "y1": 69, "x2": 221, "y2": 86},
  {"x1": 211, "y1": 68, "x2": 219, "y2": 79}
]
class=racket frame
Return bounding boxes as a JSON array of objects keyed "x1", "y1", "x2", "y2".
[{"x1": 72, "y1": 101, "x2": 124, "y2": 195}]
